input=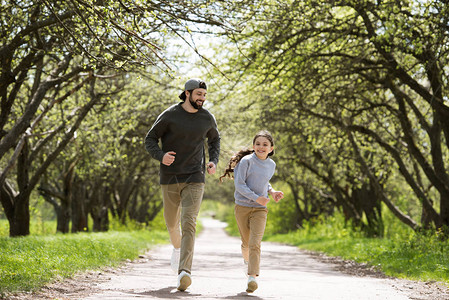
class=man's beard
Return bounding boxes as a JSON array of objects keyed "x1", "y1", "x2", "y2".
[{"x1": 189, "y1": 94, "x2": 203, "y2": 110}]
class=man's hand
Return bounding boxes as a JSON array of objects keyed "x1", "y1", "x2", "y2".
[
  {"x1": 207, "y1": 162, "x2": 216, "y2": 174},
  {"x1": 162, "y1": 151, "x2": 176, "y2": 166}
]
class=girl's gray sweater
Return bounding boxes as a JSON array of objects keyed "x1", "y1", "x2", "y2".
[{"x1": 234, "y1": 153, "x2": 275, "y2": 208}]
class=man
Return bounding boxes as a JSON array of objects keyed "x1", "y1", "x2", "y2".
[{"x1": 145, "y1": 78, "x2": 220, "y2": 291}]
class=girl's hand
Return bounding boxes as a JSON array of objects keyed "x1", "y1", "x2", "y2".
[
  {"x1": 271, "y1": 190, "x2": 284, "y2": 203},
  {"x1": 256, "y1": 196, "x2": 270, "y2": 206}
]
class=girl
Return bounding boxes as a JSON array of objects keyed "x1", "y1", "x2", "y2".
[{"x1": 220, "y1": 130, "x2": 284, "y2": 293}]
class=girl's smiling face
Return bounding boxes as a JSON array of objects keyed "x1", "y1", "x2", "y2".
[{"x1": 253, "y1": 136, "x2": 274, "y2": 160}]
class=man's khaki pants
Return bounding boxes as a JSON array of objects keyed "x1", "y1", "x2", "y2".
[
  {"x1": 161, "y1": 182, "x2": 204, "y2": 274},
  {"x1": 235, "y1": 204, "x2": 268, "y2": 276}
]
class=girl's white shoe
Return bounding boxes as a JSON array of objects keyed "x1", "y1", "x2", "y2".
[{"x1": 246, "y1": 276, "x2": 258, "y2": 293}]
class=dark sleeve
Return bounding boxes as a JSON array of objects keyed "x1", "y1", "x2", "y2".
[
  {"x1": 207, "y1": 114, "x2": 220, "y2": 165},
  {"x1": 144, "y1": 112, "x2": 166, "y2": 162}
]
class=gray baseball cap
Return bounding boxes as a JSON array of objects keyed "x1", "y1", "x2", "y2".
[{"x1": 184, "y1": 78, "x2": 207, "y2": 91}]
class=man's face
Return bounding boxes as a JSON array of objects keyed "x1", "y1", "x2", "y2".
[{"x1": 188, "y1": 88, "x2": 207, "y2": 110}]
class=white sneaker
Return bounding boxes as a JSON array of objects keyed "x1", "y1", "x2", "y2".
[
  {"x1": 170, "y1": 248, "x2": 180, "y2": 274},
  {"x1": 177, "y1": 270, "x2": 192, "y2": 291},
  {"x1": 246, "y1": 276, "x2": 258, "y2": 293}
]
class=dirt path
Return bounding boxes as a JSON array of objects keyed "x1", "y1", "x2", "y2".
[{"x1": 11, "y1": 218, "x2": 449, "y2": 300}]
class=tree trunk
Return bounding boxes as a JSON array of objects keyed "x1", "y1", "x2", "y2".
[
  {"x1": 71, "y1": 179, "x2": 88, "y2": 232},
  {"x1": 92, "y1": 206, "x2": 109, "y2": 232},
  {"x1": 440, "y1": 194, "x2": 449, "y2": 234},
  {"x1": 112, "y1": 177, "x2": 135, "y2": 225},
  {"x1": 287, "y1": 181, "x2": 306, "y2": 228},
  {"x1": 351, "y1": 183, "x2": 384, "y2": 237},
  {"x1": 57, "y1": 200, "x2": 71, "y2": 233},
  {"x1": 90, "y1": 187, "x2": 110, "y2": 232},
  {"x1": 9, "y1": 193, "x2": 30, "y2": 237},
  {"x1": 0, "y1": 181, "x2": 15, "y2": 227},
  {"x1": 421, "y1": 203, "x2": 433, "y2": 230},
  {"x1": 91, "y1": 185, "x2": 110, "y2": 232},
  {"x1": 8, "y1": 138, "x2": 31, "y2": 237},
  {"x1": 0, "y1": 181, "x2": 30, "y2": 236},
  {"x1": 39, "y1": 190, "x2": 71, "y2": 233}
]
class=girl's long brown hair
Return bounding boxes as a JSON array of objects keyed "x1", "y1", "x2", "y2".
[{"x1": 219, "y1": 130, "x2": 275, "y2": 182}]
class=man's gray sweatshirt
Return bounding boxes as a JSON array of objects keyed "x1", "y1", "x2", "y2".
[
  {"x1": 145, "y1": 103, "x2": 220, "y2": 184},
  {"x1": 234, "y1": 153, "x2": 275, "y2": 208}
]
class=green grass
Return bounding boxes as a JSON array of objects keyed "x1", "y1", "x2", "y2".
[
  {"x1": 0, "y1": 229, "x2": 169, "y2": 295},
  {"x1": 264, "y1": 216, "x2": 449, "y2": 284},
  {"x1": 267, "y1": 230, "x2": 449, "y2": 283}
]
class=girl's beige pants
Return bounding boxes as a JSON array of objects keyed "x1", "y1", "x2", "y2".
[{"x1": 235, "y1": 204, "x2": 268, "y2": 276}]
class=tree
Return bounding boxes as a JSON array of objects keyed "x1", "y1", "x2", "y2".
[
  {"x1": 220, "y1": 0, "x2": 449, "y2": 234},
  {"x1": 0, "y1": 0, "x2": 230, "y2": 236}
]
